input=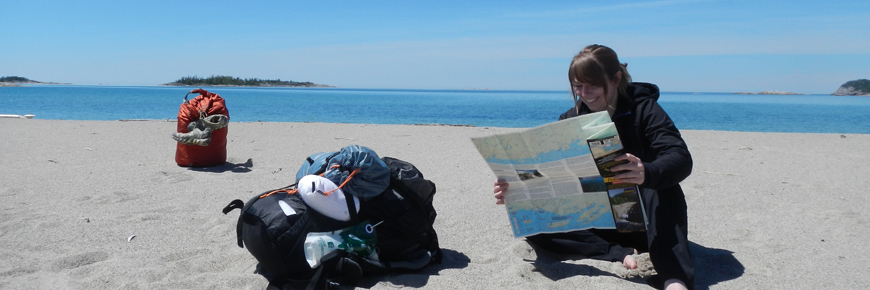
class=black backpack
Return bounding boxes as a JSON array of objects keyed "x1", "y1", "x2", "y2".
[
  {"x1": 224, "y1": 154, "x2": 441, "y2": 289},
  {"x1": 358, "y1": 157, "x2": 442, "y2": 264}
]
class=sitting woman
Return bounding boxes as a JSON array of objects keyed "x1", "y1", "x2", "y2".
[{"x1": 493, "y1": 44, "x2": 695, "y2": 290}]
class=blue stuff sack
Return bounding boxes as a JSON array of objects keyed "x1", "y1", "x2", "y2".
[{"x1": 296, "y1": 145, "x2": 391, "y2": 199}]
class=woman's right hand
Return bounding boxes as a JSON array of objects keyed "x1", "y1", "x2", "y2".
[{"x1": 493, "y1": 179, "x2": 509, "y2": 205}]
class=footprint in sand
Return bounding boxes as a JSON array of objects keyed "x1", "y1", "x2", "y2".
[
  {"x1": 160, "y1": 248, "x2": 209, "y2": 263},
  {"x1": 51, "y1": 251, "x2": 110, "y2": 271},
  {"x1": 93, "y1": 191, "x2": 138, "y2": 205},
  {"x1": 512, "y1": 241, "x2": 536, "y2": 260},
  {"x1": 0, "y1": 187, "x2": 26, "y2": 197},
  {"x1": 154, "y1": 171, "x2": 193, "y2": 184},
  {"x1": 0, "y1": 267, "x2": 38, "y2": 277},
  {"x1": 475, "y1": 241, "x2": 532, "y2": 265}
]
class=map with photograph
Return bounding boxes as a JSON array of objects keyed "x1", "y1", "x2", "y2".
[
  {"x1": 472, "y1": 111, "x2": 635, "y2": 237},
  {"x1": 506, "y1": 193, "x2": 615, "y2": 236}
]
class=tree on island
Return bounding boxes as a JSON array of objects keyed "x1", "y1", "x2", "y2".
[
  {"x1": 833, "y1": 79, "x2": 870, "y2": 96},
  {"x1": 0, "y1": 76, "x2": 32, "y2": 83},
  {"x1": 0, "y1": 76, "x2": 67, "y2": 86},
  {"x1": 164, "y1": 75, "x2": 332, "y2": 87}
]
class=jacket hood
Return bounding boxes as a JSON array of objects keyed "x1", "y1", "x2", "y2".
[
  {"x1": 624, "y1": 82, "x2": 660, "y2": 103},
  {"x1": 609, "y1": 82, "x2": 659, "y2": 119}
]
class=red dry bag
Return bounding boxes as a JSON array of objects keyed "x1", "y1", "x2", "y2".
[{"x1": 174, "y1": 89, "x2": 229, "y2": 167}]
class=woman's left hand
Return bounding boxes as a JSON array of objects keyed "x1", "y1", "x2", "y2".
[{"x1": 611, "y1": 153, "x2": 645, "y2": 185}]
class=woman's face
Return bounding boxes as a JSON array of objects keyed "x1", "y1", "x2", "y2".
[
  {"x1": 571, "y1": 72, "x2": 620, "y2": 112},
  {"x1": 572, "y1": 81, "x2": 614, "y2": 112}
]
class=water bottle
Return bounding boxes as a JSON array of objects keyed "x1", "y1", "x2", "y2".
[{"x1": 303, "y1": 222, "x2": 379, "y2": 268}]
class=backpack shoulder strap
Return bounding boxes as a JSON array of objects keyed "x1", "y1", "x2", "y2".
[
  {"x1": 222, "y1": 199, "x2": 244, "y2": 214},
  {"x1": 343, "y1": 190, "x2": 359, "y2": 224},
  {"x1": 221, "y1": 199, "x2": 246, "y2": 247}
]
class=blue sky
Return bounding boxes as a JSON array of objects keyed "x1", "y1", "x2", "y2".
[{"x1": 1, "y1": 0, "x2": 867, "y2": 94}]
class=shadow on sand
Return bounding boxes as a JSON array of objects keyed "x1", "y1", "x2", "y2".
[
  {"x1": 186, "y1": 158, "x2": 254, "y2": 173},
  {"x1": 690, "y1": 241, "x2": 744, "y2": 290},
  {"x1": 528, "y1": 241, "x2": 744, "y2": 289},
  {"x1": 526, "y1": 241, "x2": 636, "y2": 283},
  {"x1": 356, "y1": 248, "x2": 470, "y2": 288}
]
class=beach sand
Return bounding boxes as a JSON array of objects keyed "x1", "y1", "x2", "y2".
[{"x1": 1, "y1": 119, "x2": 868, "y2": 289}]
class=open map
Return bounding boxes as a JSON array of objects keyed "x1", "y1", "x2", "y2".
[{"x1": 472, "y1": 111, "x2": 645, "y2": 237}]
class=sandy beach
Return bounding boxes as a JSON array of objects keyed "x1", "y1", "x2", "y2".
[{"x1": 1, "y1": 119, "x2": 868, "y2": 290}]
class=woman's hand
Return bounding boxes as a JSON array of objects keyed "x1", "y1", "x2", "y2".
[
  {"x1": 612, "y1": 153, "x2": 645, "y2": 185},
  {"x1": 493, "y1": 179, "x2": 509, "y2": 205}
]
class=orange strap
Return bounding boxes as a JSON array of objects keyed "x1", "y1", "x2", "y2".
[
  {"x1": 321, "y1": 168, "x2": 360, "y2": 196},
  {"x1": 259, "y1": 188, "x2": 298, "y2": 199},
  {"x1": 318, "y1": 165, "x2": 340, "y2": 177},
  {"x1": 259, "y1": 166, "x2": 360, "y2": 198}
]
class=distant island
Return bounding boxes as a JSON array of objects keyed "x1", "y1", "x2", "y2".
[
  {"x1": 0, "y1": 76, "x2": 70, "y2": 87},
  {"x1": 833, "y1": 79, "x2": 870, "y2": 96},
  {"x1": 162, "y1": 75, "x2": 333, "y2": 88},
  {"x1": 734, "y1": 91, "x2": 801, "y2": 95}
]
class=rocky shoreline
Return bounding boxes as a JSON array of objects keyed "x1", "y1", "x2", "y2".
[
  {"x1": 832, "y1": 86, "x2": 870, "y2": 96},
  {"x1": 0, "y1": 80, "x2": 71, "y2": 87},
  {"x1": 832, "y1": 79, "x2": 870, "y2": 96}
]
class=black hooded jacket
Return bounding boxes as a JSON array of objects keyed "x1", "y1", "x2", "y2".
[
  {"x1": 559, "y1": 82, "x2": 692, "y2": 191},
  {"x1": 558, "y1": 82, "x2": 695, "y2": 287}
]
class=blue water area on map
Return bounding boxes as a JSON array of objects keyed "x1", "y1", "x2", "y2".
[
  {"x1": 2, "y1": 85, "x2": 869, "y2": 133},
  {"x1": 508, "y1": 203, "x2": 615, "y2": 237}
]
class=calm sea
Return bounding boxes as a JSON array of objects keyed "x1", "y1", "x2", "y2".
[{"x1": 1, "y1": 85, "x2": 869, "y2": 134}]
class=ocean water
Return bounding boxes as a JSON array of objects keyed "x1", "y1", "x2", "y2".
[{"x1": 1, "y1": 85, "x2": 869, "y2": 134}]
